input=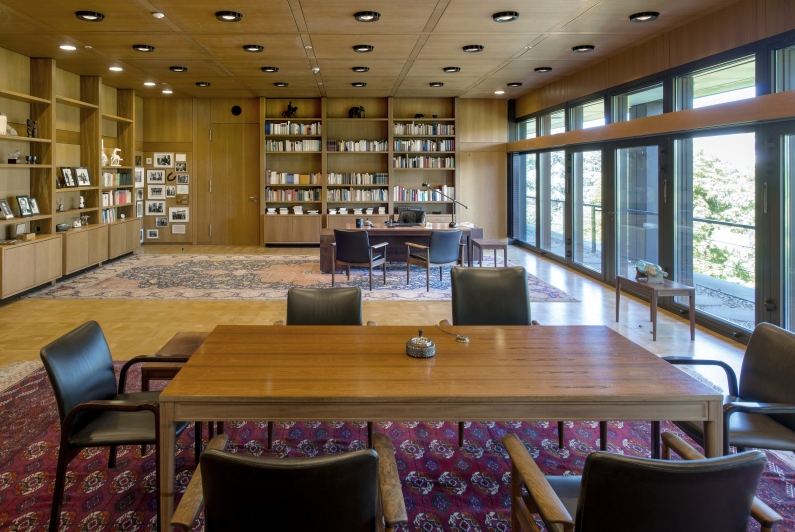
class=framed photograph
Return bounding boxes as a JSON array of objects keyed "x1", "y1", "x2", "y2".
[
  {"x1": 169, "y1": 207, "x2": 189, "y2": 223},
  {"x1": 166, "y1": 186, "x2": 176, "y2": 198},
  {"x1": 172, "y1": 224, "x2": 186, "y2": 235},
  {"x1": 135, "y1": 155, "x2": 142, "y2": 166},
  {"x1": 136, "y1": 201, "x2": 143, "y2": 218},
  {"x1": 148, "y1": 185, "x2": 165, "y2": 200},
  {"x1": 146, "y1": 201, "x2": 165, "y2": 216},
  {"x1": 146, "y1": 157, "x2": 153, "y2": 165},
  {"x1": 136, "y1": 188, "x2": 144, "y2": 201},
  {"x1": 155, "y1": 217, "x2": 168, "y2": 227},
  {"x1": 176, "y1": 174, "x2": 189, "y2": 184},
  {"x1": 134, "y1": 167, "x2": 145, "y2": 188},
  {"x1": 61, "y1": 167, "x2": 76, "y2": 188},
  {"x1": 153, "y1": 153, "x2": 174, "y2": 168},
  {"x1": 16, "y1": 195, "x2": 32, "y2": 217},
  {"x1": 75, "y1": 167, "x2": 91, "y2": 187},
  {"x1": 0, "y1": 199, "x2": 14, "y2": 220},
  {"x1": 146, "y1": 229, "x2": 159, "y2": 239},
  {"x1": 175, "y1": 162, "x2": 187, "y2": 172},
  {"x1": 176, "y1": 185, "x2": 189, "y2": 194},
  {"x1": 29, "y1": 198, "x2": 40, "y2": 215},
  {"x1": 147, "y1": 169, "x2": 165, "y2": 184},
  {"x1": 176, "y1": 195, "x2": 189, "y2": 205}
]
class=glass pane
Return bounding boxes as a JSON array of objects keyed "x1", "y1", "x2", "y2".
[
  {"x1": 784, "y1": 135, "x2": 795, "y2": 331},
  {"x1": 519, "y1": 118, "x2": 537, "y2": 139},
  {"x1": 526, "y1": 154, "x2": 537, "y2": 245},
  {"x1": 774, "y1": 44, "x2": 795, "y2": 93},
  {"x1": 675, "y1": 133, "x2": 756, "y2": 331},
  {"x1": 539, "y1": 150, "x2": 566, "y2": 257},
  {"x1": 676, "y1": 55, "x2": 755, "y2": 110},
  {"x1": 540, "y1": 109, "x2": 566, "y2": 136},
  {"x1": 616, "y1": 146, "x2": 659, "y2": 278},
  {"x1": 570, "y1": 99, "x2": 605, "y2": 130},
  {"x1": 612, "y1": 83, "x2": 663, "y2": 122},
  {"x1": 573, "y1": 150, "x2": 602, "y2": 272}
]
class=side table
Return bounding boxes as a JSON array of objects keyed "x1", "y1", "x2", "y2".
[
  {"x1": 616, "y1": 275, "x2": 696, "y2": 341},
  {"x1": 472, "y1": 238, "x2": 508, "y2": 267}
]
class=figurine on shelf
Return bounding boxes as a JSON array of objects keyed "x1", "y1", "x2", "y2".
[
  {"x1": 110, "y1": 148, "x2": 122, "y2": 166},
  {"x1": 101, "y1": 139, "x2": 108, "y2": 166},
  {"x1": 0, "y1": 113, "x2": 6, "y2": 136},
  {"x1": 7, "y1": 150, "x2": 20, "y2": 164},
  {"x1": 26, "y1": 119, "x2": 38, "y2": 139},
  {"x1": 78, "y1": 195, "x2": 85, "y2": 209},
  {"x1": 57, "y1": 199, "x2": 65, "y2": 212},
  {"x1": 414, "y1": 114, "x2": 424, "y2": 118},
  {"x1": 72, "y1": 219, "x2": 82, "y2": 228},
  {"x1": 80, "y1": 214, "x2": 89, "y2": 226},
  {"x1": 282, "y1": 101, "x2": 298, "y2": 118},
  {"x1": 349, "y1": 106, "x2": 365, "y2": 119}
]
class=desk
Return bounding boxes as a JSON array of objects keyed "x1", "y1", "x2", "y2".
[
  {"x1": 616, "y1": 276, "x2": 696, "y2": 341},
  {"x1": 158, "y1": 324, "x2": 722, "y2": 527},
  {"x1": 319, "y1": 223, "x2": 483, "y2": 273}
]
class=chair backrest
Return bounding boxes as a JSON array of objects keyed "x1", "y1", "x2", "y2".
[
  {"x1": 575, "y1": 450, "x2": 766, "y2": 532},
  {"x1": 201, "y1": 448, "x2": 380, "y2": 532},
  {"x1": 398, "y1": 210, "x2": 425, "y2": 223},
  {"x1": 428, "y1": 230, "x2": 462, "y2": 264},
  {"x1": 740, "y1": 322, "x2": 795, "y2": 431},
  {"x1": 450, "y1": 266, "x2": 531, "y2": 325},
  {"x1": 39, "y1": 321, "x2": 117, "y2": 431},
  {"x1": 286, "y1": 287, "x2": 363, "y2": 325},
  {"x1": 334, "y1": 229, "x2": 371, "y2": 263}
]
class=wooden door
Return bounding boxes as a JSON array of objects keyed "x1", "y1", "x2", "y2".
[
  {"x1": 34, "y1": 237, "x2": 62, "y2": 285},
  {"x1": 66, "y1": 231, "x2": 89, "y2": 274},
  {"x1": 2, "y1": 245, "x2": 35, "y2": 297}
]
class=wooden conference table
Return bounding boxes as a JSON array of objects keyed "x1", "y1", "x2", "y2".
[
  {"x1": 319, "y1": 223, "x2": 483, "y2": 273},
  {"x1": 157, "y1": 324, "x2": 722, "y2": 528}
]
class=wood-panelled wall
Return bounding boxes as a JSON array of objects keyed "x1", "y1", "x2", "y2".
[{"x1": 516, "y1": 0, "x2": 795, "y2": 117}]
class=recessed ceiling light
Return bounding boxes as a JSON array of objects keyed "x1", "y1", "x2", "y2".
[
  {"x1": 353, "y1": 44, "x2": 374, "y2": 53},
  {"x1": 274, "y1": 82, "x2": 289, "y2": 87},
  {"x1": 196, "y1": 82, "x2": 211, "y2": 87},
  {"x1": 629, "y1": 11, "x2": 660, "y2": 22},
  {"x1": 572, "y1": 45, "x2": 595, "y2": 53},
  {"x1": 352, "y1": 82, "x2": 367, "y2": 87},
  {"x1": 162, "y1": 89, "x2": 173, "y2": 94},
  {"x1": 261, "y1": 66, "x2": 279, "y2": 72},
  {"x1": 352, "y1": 66, "x2": 370, "y2": 72},
  {"x1": 243, "y1": 44, "x2": 264, "y2": 52},
  {"x1": 507, "y1": 82, "x2": 522, "y2": 87},
  {"x1": 534, "y1": 66, "x2": 553, "y2": 73},
  {"x1": 462, "y1": 45, "x2": 484, "y2": 53},
  {"x1": 133, "y1": 44, "x2": 155, "y2": 52},
  {"x1": 443, "y1": 67, "x2": 461, "y2": 73},
  {"x1": 215, "y1": 11, "x2": 242, "y2": 22},
  {"x1": 170, "y1": 66, "x2": 188, "y2": 72},
  {"x1": 144, "y1": 82, "x2": 156, "y2": 86},
  {"x1": 492, "y1": 11, "x2": 519, "y2": 22},
  {"x1": 59, "y1": 45, "x2": 76, "y2": 51},
  {"x1": 75, "y1": 11, "x2": 104, "y2": 22},
  {"x1": 495, "y1": 90, "x2": 505, "y2": 94},
  {"x1": 354, "y1": 11, "x2": 380, "y2": 22},
  {"x1": 430, "y1": 82, "x2": 444, "y2": 87},
  {"x1": 109, "y1": 66, "x2": 123, "y2": 71},
  {"x1": 152, "y1": 12, "x2": 165, "y2": 19}
]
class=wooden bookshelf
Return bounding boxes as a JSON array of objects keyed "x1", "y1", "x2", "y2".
[{"x1": 55, "y1": 95, "x2": 98, "y2": 109}]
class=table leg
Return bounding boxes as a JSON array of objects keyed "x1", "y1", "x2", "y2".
[
  {"x1": 493, "y1": 249, "x2": 497, "y2": 267},
  {"x1": 478, "y1": 246, "x2": 482, "y2": 267},
  {"x1": 467, "y1": 235, "x2": 473, "y2": 267},
  {"x1": 689, "y1": 290, "x2": 696, "y2": 341},
  {"x1": 158, "y1": 402, "x2": 176, "y2": 532},
  {"x1": 651, "y1": 291, "x2": 658, "y2": 341},
  {"x1": 503, "y1": 247, "x2": 507, "y2": 268},
  {"x1": 615, "y1": 281, "x2": 621, "y2": 323},
  {"x1": 703, "y1": 400, "x2": 724, "y2": 457}
]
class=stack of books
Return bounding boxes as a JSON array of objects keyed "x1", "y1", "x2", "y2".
[
  {"x1": 327, "y1": 172, "x2": 388, "y2": 185},
  {"x1": 378, "y1": 207, "x2": 386, "y2": 214},
  {"x1": 293, "y1": 206, "x2": 303, "y2": 215},
  {"x1": 393, "y1": 139, "x2": 455, "y2": 152},
  {"x1": 102, "y1": 171, "x2": 132, "y2": 187},
  {"x1": 393, "y1": 185, "x2": 455, "y2": 202},
  {"x1": 279, "y1": 207, "x2": 289, "y2": 215},
  {"x1": 265, "y1": 139, "x2": 322, "y2": 152}
]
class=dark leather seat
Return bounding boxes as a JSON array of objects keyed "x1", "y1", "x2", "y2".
[
  {"x1": 286, "y1": 287, "x2": 363, "y2": 325},
  {"x1": 450, "y1": 266, "x2": 532, "y2": 325},
  {"x1": 40, "y1": 321, "x2": 190, "y2": 532},
  {"x1": 406, "y1": 230, "x2": 463, "y2": 291},
  {"x1": 398, "y1": 209, "x2": 425, "y2": 224},
  {"x1": 332, "y1": 229, "x2": 388, "y2": 291}
]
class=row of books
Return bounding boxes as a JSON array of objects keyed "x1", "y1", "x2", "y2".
[
  {"x1": 393, "y1": 185, "x2": 454, "y2": 202},
  {"x1": 393, "y1": 156, "x2": 455, "y2": 169},
  {"x1": 102, "y1": 190, "x2": 132, "y2": 207},
  {"x1": 327, "y1": 140, "x2": 388, "y2": 152},
  {"x1": 102, "y1": 171, "x2": 132, "y2": 187},
  {"x1": 265, "y1": 188, "x2": 321, "y2": 202},
  {"x1": 393, "y1": 123, "x2": 455, "y2": 136},
  {"x1": 265, "y1": 171, "x2": 321, "y2": 184},
  {"x1": 327, "y1": 172, "x2": 388, "y2": 185},
  {"x1": 265, "y1": 140, "x2": 322, "y2": 152},
  {"x1": 393, "y1": 139, "x2": 455, "y2": 152},
  {"x1": 102, "y1": 208, "x2": 121, "y2": 223},
  {"x1": 264, "y1": 121, "x2": 321, "y2": 135},
  {"x1": 327, "y1": 188, "x2": 389, "y2": 202}
]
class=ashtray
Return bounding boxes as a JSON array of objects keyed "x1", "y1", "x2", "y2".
[
  {"x1": 56, "y1": 224, "x2": 71, "y2": 232},
  {"x1": 406, "y1": 329, "x2": 435, "y2": 358}
]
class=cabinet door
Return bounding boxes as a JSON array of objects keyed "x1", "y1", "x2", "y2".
[
  {"x1": 89, "y1": 226, "x2": 109, "y2": 264},
  {"x1": 34, "y1": 238, "x2": 62, "y2": 285},
  {"x1": 126, "y1": 219, "x2": 142, "y2": 253},
  {"x1": 292, "y1": 217, "x2": 321, "y2": 243},
  {"x1": 65, "y1": 231, "x2": 90, "y2": 274},
  {"x1": 264, "y1": 216, "x2": 293, "y2": 243},
  {"x1": 109, "y1": 223, "x2": 127, "y2": 258},
  {"x1": 2, "y1": 245, "x2": 35, "y2": 297}
]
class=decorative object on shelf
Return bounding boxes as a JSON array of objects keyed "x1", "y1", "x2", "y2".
[
  {"x1": 635, "y1": 260, "x2": 668, "y2": 284},
  {"x1": 169, "y1": 207, "x2": 189, "y2": 222},
  {"x1": 80, "y1": 214, "x2": 89, "y2": 226},
  {"x1": 61, "y1": 167, "x2": 76, "y2": 188},
  {"x1": 134, "y1": 167, "x2": 144, "y2": 188},
  {"x1": 166, "y1": 172, "x2": 175, "y2": 182},
  {"x1": 15, "y1": 195, "x2": 32, "y2": 217},
  {"x1": 7, "y1": 150, "x2": 20, "y2": 164},
  {"x1": 101, "y1": 139, "x2": 108, "y2": 166},
  {"x1": 110, "y1": 148, "x2": 122, "y2": 166},
  {"x1": 56, "y1": 199, "x2": 65, "y2": 212},
  {"x1": 156, "y1": 217, "x2": 168, "y2": 227},
  {"x1": 5, "y1": 119, "x2": 17, "y2": 136},
  {"x1": 26, "y1": 119, "x2": 37, "y2": 139},
  {"x1": 72, "y1": 219, "x2": 81, "y2": 228},
  {"x1": 154, "y1": 152, "x2": 174, "y2": 168},
  {"x1": 406, "y1": 329, "x2": 436, "y2": 358},
  {"x1": 56, "y1": 223, "x2": 70, "y2": 232},
  {"x1": 147, "y1": 229, "x2": 159, "y2": 239},
  {"x1": 120, "y1": 213, "x2": 125, "y2": 219},
  {"x1": 176, "y1": 184, "x2": 189, "y2": 194},
  {"x1": 25, "y1": 155, "x2": 35, "y2": 164},
  {"x1": 282, "y1": 101, "x2": 298, "y2": 118},
  {"x1": 0, "y1": 113, "x2": 6, "y2": 136},
  {"x1": 78, "y1": 195, "x2": 85, "y2": 209},
  {"x1": 414, "y1": 114, "x2": 424, "y2": 118},
  {"x1": 432, "y1": 115, "x2": 438, "y2": 118},
  {"x1": 75, "y1": 167, "x2": 91, "y2": 187},
  {"x1": 175, "y1": 162, "x2": 187, "y2": 172},
  {"x1": 176, "y1": 174, "x2": 189, "y2": 184},
  {"x1": 348, "y1": 106, "x2": 365, "y2": 119},
  {"x1": 166, "y1": 186, "x2": 176, "y2": 198},
  {"x1": 148, "y1": 185, "x2": 165, "y2": 199},
  {"x1": 0, "y1": 199, "x2": 14, "y2": 220},
  {"x1": 147, "y1": 169, "x2": 165, "y2": 184},
  {"x1": 29, "y1": 198, "x2": 40, "y2": 215},
  {"x1": 146, "y1": 200, "x2": 165, "y2": 215}
]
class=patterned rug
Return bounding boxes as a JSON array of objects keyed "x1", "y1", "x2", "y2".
[
  {"x1": 25, "y1": 254, "x2": 577, "y2": 302},
  {"x1": 1, "y1": 362, "x2": 793, "y2": 531}
]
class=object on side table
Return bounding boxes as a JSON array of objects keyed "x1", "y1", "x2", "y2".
[
  {"x1": 406, "y1": 329, "x2": 435, "y2": 358},
  {"x1": 73, "y1": 220, "x2": 81, "y2": 228},
  {"x1": 635, "y1": 260, "x2": 668, "y2": 284},
  {"x1": 348, "y1": 106, "x2": 365, "y2": 118}
]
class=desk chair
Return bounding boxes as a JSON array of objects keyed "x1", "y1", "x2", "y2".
[
  {"x1": 406, "y1": 229, "x2": 463, "y2": 291},
  {"x1": 332, "y1": 229, "x2": 388, "y2": 291}
]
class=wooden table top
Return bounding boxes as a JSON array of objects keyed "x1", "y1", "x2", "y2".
[
  {"x1": 617, "y1": 275, "x2": 695, "y2": 292},
  {"x1": 321, "y1": 223, "x2": 476, "y2": 236},
  {"x1": 159, "y1": 325, "x2": 718, "y2": 403}
]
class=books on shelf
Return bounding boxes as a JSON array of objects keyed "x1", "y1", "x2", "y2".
[
  {"x1": 102, "y1": 208, "x2": 120, "y2": 223},
  {"x1": 393, "y1": 139, "x2": 454, "y2": 152},
  {"x1": 265, "y1": 171, "x2": 321, "y2": 184},
  {"x1": 327, "y1": 140, "x2": 388, "y2": 152},
  {"x1": 293, "y1": 206, "x2": 303, "y2": 215},
  {"x1": 393, "y1": 123, "x2": 454, "y2": 136},
  {"x1": 102, "y1": 190, "x2": 132, "y2": 207},
  {"x1": 393, "y1": 185, "x2": 454, "y2": 202},
  {"x1": 101, "y1": 171, "x2": 132, "y2": 187},
  {"x1": 265, "y1": 121, "x2": 321, "y2": 135},
  {"x1": 393, "y1": 156, "x2": 455, "y2": 169},
  {"x1": 327, "y1": 172, "x2": 388, "y2": 185},
  {"x1": 265, "y1": 139, "x2": 321, "y2": 152},
  {"x1": 326, "y1": 188, "x2": 389, "y2": 202},
  {"x1": 265, "y1": 187, "x2": 321, "y2": 202}
]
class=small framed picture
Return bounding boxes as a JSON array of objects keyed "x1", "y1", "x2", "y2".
[
  {"x1": 136, "y1": 188, "x2": 144, "y2": 201},
  {"x1": 147, "y1": 169, "x2": 165, "y2": 184},
  {"x1": 147, "y1": 229, "x2": 159, "y2": 239},
  {"x1": 16, "y1": 195, "x2": 33, "y2": 217},
  {"x1": 75, "y1": 167, "x2": 91, "y2": 187},
  {"x1": 175, "y1": 162, "x2": 187, "y2": 172},
  {"x1": 134, "y1": 167, "x2": 145, "y2": 188},
  {"x1": 146, "y1": 201, "x2": 165, "y2": 215},
  {"x1": 176, "y1": 174, "x2": 189, "y2": 184},
  {"x1": 154, "y1": 153, "x2": 174, "y2": 168},
  {"x1": 136, "y1": 201, "x2": 143, "y2": 218},
  {"x1": 172, "y1": 224, "x2": 186, "y2": 235},
  {"x1": 169, "y1": 207, "x2": 189, "y2": 222},
  {"x1": 146, "y1": 157, "x2": 153, "y2": 165},
  {"x1": 166, "y1": 186, "x2": 176, "y2": 198},
  {"x1": 155, "y1": 217, "x2": 168, "y2": 227},
  {"x1": 176, "y1": 195, "x2": 189, "y2": 205},
  {"x1": 29, "y1": 198, "x2": 40, "y2": 215},
  {"x1": 176, "y1": 184, "x2": 189, "y2": 194},
  {"x1": 148, "y1": 185, "x2": 165, "y2": 200},
  {"x1": 0, "y1": 199, "x2": 14, "y2": 220},
  {"x1": 61, "y1": 167, "x2": 76, "y2": 188},
  {"x1": 135, "y1": 155, "x2": 142, "y2": 166}
]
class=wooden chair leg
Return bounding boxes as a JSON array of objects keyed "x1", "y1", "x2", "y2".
[
  {"x1": 208, "y1": 422, "x2": 215, "y2": 439},
  {"x1": 347, "y1": 265, "x2": 350, "y2": 280},
  {"x1": 651, "y1": 421, "x2": 661, "y2": 459},
  {"x1": 332, "y1": 261, "x2": 335, "y2": 287},
  {"x1": 458, "y1": 422, "x2": 464, "y2": 447},
  {"x1": 194, "y1": 421, "x2": 202, "y2": 465},
  {"x1": 108, "y1": 445, "x2": 117, "y2": 468},
  {"x1": 48, "y1": 446, "x2": 76, "y2": 532},
  {"x1": 439, "y1": 266, "x2": 442, "y2": 281},
  {"x1": 140, "y1": 444, "x2": 146, "y2": 457},
  {"x1": 406, "y1": 260, "x2": 410, "y2": 285},
  {"x1": 215, "y1": 422, "x2": 224, "y2": 435},
  {"x1": 600, "y1": 421, "x2": 608, "y2": 451},
  {"x1": 558, "y1": 421, "x2": 565, "y2": 449},
  {"x1": 368, "y1": 421, "x2": 374, "y2": 449},
  {"x1": 382, "y1": 262, "x2": 386, "y2": 284},
  {"x1": 369, "y1": 264, "x2": 373, "y2": 291},
  {"x1": 268, "y1": 421, "x2": 274, "y2": 449},
  {"x1": 425, "y1": 264, "x2": 430, "y2": 292}
]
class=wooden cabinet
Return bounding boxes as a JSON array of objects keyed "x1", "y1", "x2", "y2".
[
  {"x1": 63, "y1": 225, "x2": 109, "y2": 275},
  {"x1": 325, "y1": 215, "x2": 390, "y2": 230},
  {"x1": 88, "y1": 226, "x2": 109, "y2": 266},
  {"x1": 264, "y1": 215, "x2": 321, "y2": 244},
  {"x1": 108, "y1": 218, "x2": 141, "y2": 260},
  {"x1": 35, "y1": 237, "x2": 63, "y2": 285},
  {"x1": 0, "y1": 235, "x2": 63, "y2": 298}
]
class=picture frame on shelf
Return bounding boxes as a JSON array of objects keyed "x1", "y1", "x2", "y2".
[
  {"x1": 134, "y1": 167, "x2": 145, "y2": 188},
  {"x1": 146, "y1": 229, "x2": 159, "y2": 239},
  {"x1": 176, "y1": 195, "x2": 189, "y2": 205},
  {"x1": 146, "y1": 201, "x2": 165, "y2": 215},
  {"x1": 176, "y1": 184, "x2": 189, "y2": 194},
  {"x1": 147, "y1": 169, "x2": 165, "y2": 184},
  {"x1": 176, "y1": 174, "x2": 189, "y2": 184},
  {"x1": 148, "y1": 186, "x2": 165, "y2": 200},
  {"x1": 0, "y1": 199, "x2": 14, "y2": 220},
  {"x1": 153, "y1": 153, "x2": 174, "y2": 168},
  {"x1": 29, "y1": 198, "x2": 40, "y2": 215},
  {"x1": 15, "y1": 195, "x2": 32, "y2": 217},
  {"x1": 60, "y1": 167, "x2": 76, "y2": 188},
  {"x1": 136, "y1": 201, "x2": 143, "y2": 218},
  {"x1": 169, "y1": 207, "x2": 189, "y2": 222},
  {"x1": 175, "y1": 162, "x2": 187, "y2": 172},
  {"x1": 166, "y1": 186, "x2": 176, "y2": 198},
  {"x1": 75, "y1": 167, "x2": 91, "y2": 187},
  {"x1": 155, "y1": 217, "x2": 168, "y2": 227}
]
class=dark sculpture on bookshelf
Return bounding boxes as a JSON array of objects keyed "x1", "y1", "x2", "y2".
[
  {"x1": 26, "y1": 119, "x2": 38, "y2": 139},
  {"x1": 414, "y1": 114, "x2": 424, "y2": 118},
  {"x1": 282, "y1": 101, "x2": 298, "y2": 118},
  {"x1": 349, "y1": 106, "x2": 365, "y2": 119}
]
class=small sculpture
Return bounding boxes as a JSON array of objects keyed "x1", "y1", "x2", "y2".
[
  {"x1": 0, "y1": 112, "x2": 16, "y2": 135},
  {"x1": 26, "y1": 119, "x2": 38, "y2": 139},
  {"x1": 432, "y1": 115, "x2": 438, "y2": 118},
  {"x1": 78, "y1": 195, "x2": 85, "y2": 209},
  {"x1": 414, "y1": 114, "x2": 424, "y2": 119},
  {"x1": 282, "y1": 101, "x2": 298, "y2": 118},
  {"x1": 110, "y1": 148, "x2": 122, "y2": 166},
  {"x1": 101, "y1": 139, "x2": 108, "y2": 166},
  {"x1": 57, "y1": 199, "x2": 65, "y2": 212},
  {"x1": 73, "y1": 219, "x2": 82, "y2": 228},
  {"x1": 80, "y1": 214, "x2": 89, "y2": 226},
  {"x1": 349, "y1": 106, "x2": 365, "y2": 119},
  {"x1": 7, "y1": 150, "x2": 20, "y2": 164},
  {"x1": 635, "y1": 260, "x2": 668, "y2": 284}
]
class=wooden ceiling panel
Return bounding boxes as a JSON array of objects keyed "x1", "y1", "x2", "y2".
[
  {"x1": 459, "y1": 89, "x2": 515, "y2": 99},
  {"x1": 176, "y1": 88, "x2": 257, "y2": 98},
  {"x1": 434, "y1": 0, "x2": 586, "y2": 34},
  {"x1": 238, "y1": 72, "x2": 318, "y2": 90},
  {"x1": 397, "y1": 78, "x2": 475, "y2": 90},
  {"x1": 561, "y1": 0, "x2": 731, "y2": 34},
  {"x1": 68, "y1": 33, "x2": 207, "y2": 59},
  {"x1": 491, "y1": 59, "x2": 586, "y2": 79},
  {"x1": 223, "y1": 58, "x2": 313, "y2": 78},
  {"x1": 418, "y1": 33, "x2": 540, "y2": 60},
  {"x1": 0, "y1": 3, "x2": 47, "y2": 33},
  {"x1": 0, "y1": 0, "x2": 165, "y2": 32},
  {"x1": 515, "y1": 33, "x2": 643, "y2": 61},
  {"x1": 323, "y1": 88, "x2": 391, "y2": 98},
  {"x1": 315, "y1": 60, "x2": 406, "y2": 77},
  {"x1": 150, "y1": 0, "x2": 298, "y2": 34},
  {"x1": 300, "y1": 0, "x2": 437, "y2": 33},
  {"x1": 404, "y1": 59, "x2": 501, "y2": 78},
  {"x1": 310, "y1": 34, "x2": 420, "y2": 60},
  {"x1": 121, "y1": 58, "x2": 229, "y2": 77},
  {"x1": 322, "y1": 77, "x2": 398, "y2": 90},
  {"x1": 256, "y1": 88, "x2": 322, "y2": 98},
  {"x1": 190, "y1": 34, "x2": 308, "y2": 58},
  {"x1": 393, "y1": 88, "x2": 463, "y2": 98}
]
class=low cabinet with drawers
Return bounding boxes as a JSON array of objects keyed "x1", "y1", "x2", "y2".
[
  {"x1": 0, "y1": 235, "x2": 63, "y2": 298},
  {"x1": 62, "y1": 225, "x2": 109, "y2": 275}
]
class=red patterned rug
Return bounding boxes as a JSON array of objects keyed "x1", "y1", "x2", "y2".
[{"x1": 1, "y1": 363, "x2": 793, "y2": 531}]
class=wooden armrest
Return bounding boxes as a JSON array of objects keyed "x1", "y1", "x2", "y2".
[
  {"x1": 119, "y1": 354, "x2": 192, "y2": 393},
  {"x1": 372, "y1": 433, "x2": 408, "y2": 527},
  {"x1": 661, "y1": 433, "x2": 783, "y2": 530},
  {"x1": 172, "y1": 434, "x2": 229, "y2": 531},
  {"x1": 371, "y1": 242, "x2": 388, "y2": 250},
  {"x1": 406, "y1": 242, "x2": 429, "y2": 250},
  {"x1": 367, "y1": 321, "x2": 378, "y2": 326},
  {"x1": 438, "y1": 319, "x2": 452, "y2": 327},
  {"x1": 503, "y1": 434, "x2": 574, "y2": 528},
  {"x1": 273, "y1": 320, "x2": 285, "y2": 326}
]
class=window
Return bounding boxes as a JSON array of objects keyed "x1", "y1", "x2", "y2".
[
  {"x1": 572, "y1": 150, "x2": 602, "y2": 272},
  {"x1": 538, "y1": 150, "x2": 566, "y2": 257},
  {"x1": 676, "y1": 55, "x2": 755, "y2": 110},
  {"x1": 539, "y1": 109, "x2": 565, "y2": 136},
  {"x1": 570, "y1": 99, "x2": 605, "y2": 130},
  {"x1": 612, "y1": 83, "x2": 663, "y2": 122},
  {"x1": 785, "y1": 134, "x2": 795, "y2": 331},
  {"x1": 774, "y1": 44, "x2": 795, "y2": 93},
  {"x1": 518, "y1": 118, "x2": 537, "y2": 139}
]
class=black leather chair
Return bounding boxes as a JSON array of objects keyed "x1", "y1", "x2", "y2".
[
  {"x1": 406, "y1": 230, "x2": 463, "y2": 291},
  {"x1": 503, "y1": 432, "x2": 778, "y2": 532},
  {"x1": 40, "y1": 321, "x2": 191, "y2": 532},
  {"x1": 655, "y1": 322, "x2": 795, "y2": 456},
  {"x1": 171, "y1": 433, "x2": 408, "y2": 532},
  {"x1": 398, "y1": 209, "x2": 425, "y2": 224},
  {"x1": 448, "y1": 266, "x2": 535, "y2": 326},
  {"x1": 332, "y1": 229, "x2": 388, "y2": 291}
]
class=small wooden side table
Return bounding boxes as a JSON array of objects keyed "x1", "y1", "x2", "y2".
[
  {"x1": 472, "y1": 238, "x2": 508, "y2": 267},
  {"x1": 616, "y1": 275, "x2": 696, "y2": 341}
]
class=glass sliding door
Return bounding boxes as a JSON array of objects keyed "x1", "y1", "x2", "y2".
[
  {"x1": 526, "y1": 153, "x2": 537, "y2": 246},
  {"x1": 785, "y1": 134, "x2": 795, "y2": 331},
  {"x1": 572, "y1": 149, "x2": 603, "y2": 273},
  {"x1": 538, "y1": 150, "x2": 566, "y2": 257}
]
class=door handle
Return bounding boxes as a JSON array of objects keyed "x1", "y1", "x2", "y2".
[{"x1": 249, "y1": 196, "x2": 258, "y2": 203}]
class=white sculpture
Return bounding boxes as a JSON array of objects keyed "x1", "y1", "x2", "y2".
[
  {"x1": 79, "y1": 195, "x2": 85, "y2": 209},
  {"x1": 111, "y1": 148, "x2": 122, "y2": 167},
  {"x1": 101, "y1": 139, "x2": 108, "y2": 166},
  {"x1": 635, "y1": 260, "x2": 668, "y2": 284}
]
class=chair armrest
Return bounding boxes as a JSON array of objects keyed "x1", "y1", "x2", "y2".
[
  {"x1": 503, "y1": 434, "x2": 574, "y2": 528},
  {"x1": 438, "y1": 319, "x2": 452, "y2": 327},
  {"x1": 406, "y1": 242, "x2": 429, "y2": 250},
  {"x1": 662, "y1": 357, "x2": 739, "y2": 396},
  {"x1": 119, "y1": 354, "x2": 193, "y2": 394},
  {"x1": 661, "y1": 432, "x2": 783, "y2": 530},
  {"x1": 372, "y1": 433, "x2": 408, "y2": 527},
  {"x1": 367, "y1": 321, "x2": 378, "y2": 326},
  {"x1": 725, "y1": 401, "x2": 795, "y2": 416},
  {"x1": 61, "y1": 399, "x2": 161, "y2": 444},
  {"x1": 370, "y1": 242, "x2": 388, "y2": 250},
  {"x1": 171, "y1": 434, "x2": 229, "y2": 532},
  {"x1": 273, "y1": 320, "x2": 285, "y2": 326}
]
